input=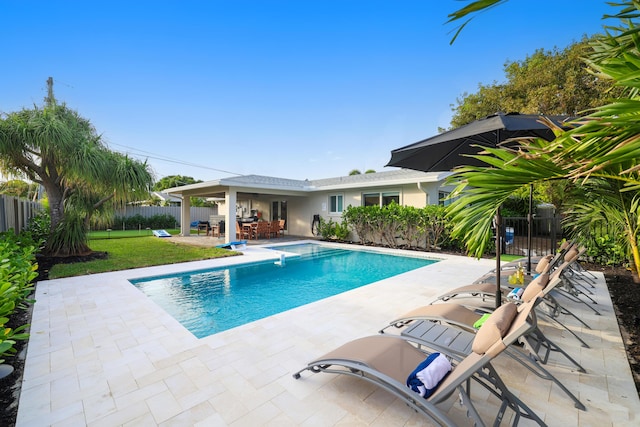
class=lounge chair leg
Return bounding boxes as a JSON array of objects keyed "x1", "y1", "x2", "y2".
[{"x1": 505, "y1": 348, "x2": 586, "y2": 410}]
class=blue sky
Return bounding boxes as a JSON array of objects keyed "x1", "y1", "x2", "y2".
[{"x1": 2, "y1": 1, "x2": 616, "y2": 182}]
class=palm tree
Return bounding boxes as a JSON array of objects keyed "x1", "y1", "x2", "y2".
[
  {"x1": 0, "y1": 78, "x2": 153, "y2": 255},
  {"x1": 563, "y1": 177, "x2": 640, "y2": 276}
]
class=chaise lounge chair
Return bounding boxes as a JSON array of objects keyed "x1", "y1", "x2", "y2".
[
  {"x1": 430, "y1": 248, "x2": 594, "y2": 348},
  {"x1": 380, "y1": 269, "x2": 586, "y2": 409},
  {"x1": 293, "y1": 301, "x2": 548, "y2": 426},
  {"x1": 491, "y1": 240, "x2": 574, "y2": 274}
]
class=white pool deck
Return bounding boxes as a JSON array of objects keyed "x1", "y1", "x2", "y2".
[{"x1": 16, "y1": 240, "x2": 640, "y2": 426}]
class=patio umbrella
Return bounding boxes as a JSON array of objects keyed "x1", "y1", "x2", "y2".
[
  {"x1": 387, "y1": 112, "x2": 570, "y2": 307},
  {"x1": 386, "y1": 112, "x2": 569, "y2": 172}
]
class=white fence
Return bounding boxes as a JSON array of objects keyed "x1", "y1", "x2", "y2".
[
  {"x1": 113, "y1": 206, "x2": 218, "y2": 225},
  {"x1": 0, "y1": 195, "x2": 43, "y2": 234}
]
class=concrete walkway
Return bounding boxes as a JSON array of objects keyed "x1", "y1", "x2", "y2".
[{"x1": 16, "y1": 241, "x2": 640, "y2": 426}]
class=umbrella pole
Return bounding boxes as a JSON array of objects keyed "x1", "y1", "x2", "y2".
[
  {"x1": 495, "y1": 210, "x2": 502, "y2": 309},
  {"x1": 527, "y1": 184, "x2": 533, "y2": 274}
]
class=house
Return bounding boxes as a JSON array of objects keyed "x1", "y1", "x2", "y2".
[
  {"x1": 164, "y1": 169, "x2": 453, "y2": 242},
  {"x1": 149, "y1": 191, "x2": 182, "y2": 206}
]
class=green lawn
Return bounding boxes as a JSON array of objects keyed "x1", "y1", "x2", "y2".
[
  {"x1": 49, "y1": 235, "x2": 239, "y2": 279},
  {"x1": 498, "y1": 254, "x2": 526, "y2": 262}
]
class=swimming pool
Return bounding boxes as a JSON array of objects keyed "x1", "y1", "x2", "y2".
[{"x1": 130, "y1": 243, "x2": 437, "y2": 338}]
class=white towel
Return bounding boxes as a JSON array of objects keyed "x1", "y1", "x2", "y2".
[{"x1": 416, "y1": 353, "x2": 452, "y2": 390}]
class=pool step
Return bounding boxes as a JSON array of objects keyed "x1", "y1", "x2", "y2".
[{"x1": 295, "y1": 248, "x2": 349, "y2": 261}]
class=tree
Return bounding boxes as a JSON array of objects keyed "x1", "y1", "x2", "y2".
[
  {"x1": 564, "y1": 177, "x2": 640, "y2": 272},
  {"x1": 445, "y1": 1, "x2": 640, "y2": 276},
  {"x1": 152, "y1": 175, "x2": 216, "y2": 207},
  {"x1": 0, "y1": 179, "x2": 38, "y2": 199},
  {"x1": 0, "y1": 78, "x2": 153, "y2": 256},
  {"x1": 348, "y1": 169, "x2": 362, "y2": 175},
  {"x1": 450, "y1": 37, "x2": 621, "y2": 128},
  {"x1": 153, "y1": 175, "x2": 202, "y2": 191}
]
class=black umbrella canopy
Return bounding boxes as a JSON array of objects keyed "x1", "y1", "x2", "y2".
[{"x1": 386, "y1": 112, "x2": 570, "y2": 172}]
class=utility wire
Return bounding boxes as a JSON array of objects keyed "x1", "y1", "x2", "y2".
[{"x1": 108, "y1": 142, "x2": 242, "y2": 176}]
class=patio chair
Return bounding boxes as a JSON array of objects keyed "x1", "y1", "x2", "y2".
[
  {"x1": 294, "y1": 301, "x2": 547, "y2": 426},
  {"x1": 269, "y1": 220, "x2": 280, "y2": 238},
  {"x1": 236, "y1": 221, "x2": 250, "y2": 240},
  {"x1": 380, "y1": 269, "x2": 586, "y2": 409},
  {"x1": 254, "y1": 221, "x2": 270, "y2": 239}
]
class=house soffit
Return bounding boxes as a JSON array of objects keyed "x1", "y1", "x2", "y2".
[{"x1": 163, "y1": 170, "x2": 451, "y2": 197}]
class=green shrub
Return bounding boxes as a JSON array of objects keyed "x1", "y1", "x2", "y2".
[
  {"x1": 333, "y1": 220, "x2": 351, "y2": 240},
  {"x1": 110, "y1": 213, "x2": 177, "y2": 230},
  {"x1": 0, "y1": 232, "x2": 37, "y2": 364},
  {"x1": 318, "y1": 217, "x2": 336, "y2": 240},
  {"x1": 318, "y1": 218, "x2": 351, "y2": 241},
  {"x1": 341, "y1": 203, "x2": 467, "y2": 252},
  {"x1": 584, "y1": 234, "x2": 627, "y2": 266},
  {"x1": 24, "y1": 210, "x2": 50, "y2": 248}
]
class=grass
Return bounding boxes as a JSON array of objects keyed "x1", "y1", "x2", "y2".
[
  {"x1": 499, "y1": 254, "x2": 526, "y2": 262},
  {"x1": 49, "y1": 236, "x2": 239, "y2": 279}
]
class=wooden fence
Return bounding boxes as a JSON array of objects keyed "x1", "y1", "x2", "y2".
[{"x1": 0, "y1": 195, "x2": 43, "y2": 234}]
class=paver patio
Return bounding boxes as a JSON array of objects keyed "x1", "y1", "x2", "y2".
[{"x1": 16, "y1": 240, "x2": 640, "y2": 426}]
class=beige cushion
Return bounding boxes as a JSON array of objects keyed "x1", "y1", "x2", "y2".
[
  {"x1": 521, "y1": 273, "x2": 550, "y2": 302},
  {"x1": 472, "y1": 302, "x2": 518, "y2": 354},
  {"x1": 565, "y1": 247, "x2": 579, "y2": 262},
  {"x1": 535, "y1": 255, "x2": 553, "y2": 274}
]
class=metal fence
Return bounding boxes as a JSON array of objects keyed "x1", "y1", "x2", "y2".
[
  {"x1": 501, "y1": 215, "x2": 563, "y2": 257},
  {"x1": 0, "y1": 195, "x2": 43, "y2": 234}
]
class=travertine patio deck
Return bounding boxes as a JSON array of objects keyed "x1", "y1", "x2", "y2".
[{"x1": 16, "y1": 240, "x2": 640, "y2": 426}]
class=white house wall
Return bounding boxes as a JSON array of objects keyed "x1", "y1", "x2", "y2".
[{"x1": 285, "y1": 197, "x2": 314, "y2": 237}]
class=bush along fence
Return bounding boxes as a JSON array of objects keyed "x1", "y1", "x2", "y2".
[
  {"x1": 0, "y1": 232, "x2": 37, "y2": 377},
  {"x1": 110, "y1": 206, "x2": 217, "y2": 228},
  {"x1": 108, "y1": 213, "x2": 178, "y2": 231},
  {"x1": 321, "y1": 204, "x2": 467, "y2": 253}
]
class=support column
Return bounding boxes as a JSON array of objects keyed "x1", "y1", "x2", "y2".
[
  {"x1": 225, "y1": 189, "x2": 237, "y2": 243},
  {"x1": 180, "y1": 195, "x2": 191, "y2": 236}
]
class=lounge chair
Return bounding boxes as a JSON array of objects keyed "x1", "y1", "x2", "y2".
[
  {"x1": 433, "y1": 246, "x2": 578, "y2": 304},
  {"x1": 293, "y1": 301, "x2": 548, "y2": 426},
  {"x1": 431, "y1": 248, "x2": 594, "y2": 347},
  {"x1": 380, "y1": 269, "x2": 586, "y2": 409},
  {"x1": 493, "y1": 240, "x2": 574, "y2": 274}
]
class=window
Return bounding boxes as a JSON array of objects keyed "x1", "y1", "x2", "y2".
[
  {"x1": 363, "y1": 193, "x2": 380, "y2": 207},
  {"x1": 382, "y1": 192, "x2": 399, "y2": 206},
  {"x1": 439, "y1": 191, "x2": 452, "y2": 206},
  {"x1": 329, "y1": 194, "x2": 344, "y2": 214},
  {"x1": 362, "y1": 192, "x2": 400, "y2": 207}
]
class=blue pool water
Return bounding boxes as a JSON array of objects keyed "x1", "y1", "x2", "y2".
[{"x1": 130, "y1": 243, "x2": 437, "y2": 338}]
